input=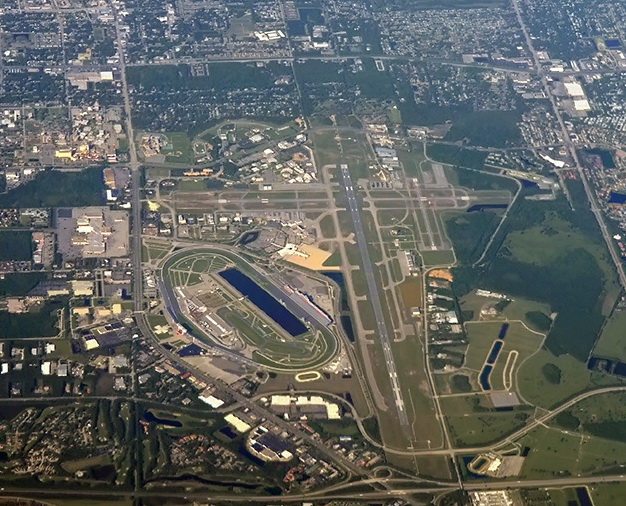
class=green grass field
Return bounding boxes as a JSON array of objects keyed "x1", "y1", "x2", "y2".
[
  {"x1": 459, "y1": 321, "x2": 543, "y2": 394},
  {"x1": 590, "y1": 483, "x2": 626, "y2": 506},
  {"x1": 319, "y1": 214, "x2": 337, "y2": 239},
  {"x1": 591, "y1": 310, "x2": 626, "y2": 360},
  {"x1": 143, "y1": 240, "x2": 171, "y2": 263},
  {"x1": 440, "y1": 395, "x2": 530, "y2": 447},
  {"x1": 61, "y1": 454, "x2": 112, "y2": 473},
  {"x1": 164, "y1": 251, "x2": 232, "y2": 285},
  {"x1": 471, "y1": 195, "x2": 617, "y2": 362},
  {"x1": 312, "y1": 131, "x2": 343, "y2": 167},
  {"x1": 501, "y1": 298, "x2": 552, "y2": 330},
  {"x1": 396, "y1": 144, "x2": 427, "y2": 179},
  {"x1": 433, "y1": 371, "x2": 478, "y2": 395},
  {"x1": 337, "y1": 210, "x2": 355, "y2": 238},
  {"x1": 493, "y1": 324, "x2": 544, "y2": 391},
  {"x1": 145, "y1": 167, "x2": 170, "y2": 178},
  {"x1": 218, "y1": 306, "x2": 336, "y2": 372},
  {"x1": 155, "y1": 132, "x2": 193, "y2": 164},
  {"x1": 176, "y1": 179, "x2": 208, "y2": 191},
  {"x1": 503, "y1": 217, "x2": 613, "y2": 279},
  {"x1": 552, "y1": 391, "x2": 626, "y2": 443},
  {"x1": 386, "y1": 105, "x2": 402, "y2": 124},
  {"x1": 321, "y1": 249, "x2": 341, "y2": 267},
  {"x1": 377, "y1": 209, "x2": 410, "y2": 227},
  {"x1": 517, "y1": 349, "x2": 624, "y2": 409},
  {"x1": 463, "y1": 322, "x2": 503, "y2": 371},
  {"x1": 312, "y1": 129, "x2": 374, "y2": 180},
  {"x1": 390, "y1": 335, "x2": 445, "y2": 450},
  {"x1": 146, "y1": 314, "x2": 172, "y2": 339},
  {"x1": 546, "y1": 488, "x2": 581, "y2": 506},
  {"x1": 161, "y1": 248, "x2": 339, "y2": 372},
  {"x1": 518, "y1": 425, "x2": 626, "y2": 478},
  {"x1": 420, "y1": 250, "x2": 455, "y2": 266}
]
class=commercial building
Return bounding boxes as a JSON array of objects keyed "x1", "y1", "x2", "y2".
[
  {"x1": 269, "y1": 395, "x2": 341, "y2": 420},
  {"x1": 56, "y1": 207, "x2": 129, "y2": 259}
]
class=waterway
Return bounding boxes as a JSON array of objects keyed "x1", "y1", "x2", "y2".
[
  {"x1": 479, "y1": 323, "x2": 509, "y2": 390},
  {"x1": 322, "y1": 271, "x2": 356, "y2": 342},
  {"x1": 498, "y1": 323, "x2": 509, "y2": 339},
  {"x1": 608, "y1": 191, "x2": 626, "y2": 204},
  {"x1": 486, "y1": 341, "x2": 503, "y2": 365},
  {"x1": 322, "y1": 271, "x2": 350, "y2": 311},
  {"x1": 576, "y1": 487, "x2": 593, "y2": 506},
  {"x1": 340, "y1": 315, "x2": 356, "y2": 343},
  {"x1": 144, "y1": 410, "x2": 182, "y2": 428},
  {"x1": 461, "y1": 456, "x2": 487, "y2": 480},
  {"x1": 467, "y1": 203, "x2": 508, "y2": 212},
  {"x1": 238, "y1": 230, "x2": 260, "y2": 245},
  {"x1": 479, "y1": 365, "x2": 493, "y2": 390},
  {"x1": 219, "y1": 268, "x2": 307, "y2": 337}
]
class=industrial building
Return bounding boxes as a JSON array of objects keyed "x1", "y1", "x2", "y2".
[
  {"x1": 56, "y1": 207, "x2": 129, "y2": 259},
  {"x1": 269, "y1": 395, "x2": 341, "y2": 421}
]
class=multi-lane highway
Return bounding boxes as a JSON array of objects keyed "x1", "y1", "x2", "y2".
[
  {"x1": 133, "y1": 311, "x2": 367, "y2": 478},
  {"x1": 338, "y1": 164, "x2": 409, "y2": 429},
  {"x1": 113, "y1": 3, "x2": 144, "y2": 314},
  {"x1": 511, "y1": 0, "x2": 626, "y2": 292}
]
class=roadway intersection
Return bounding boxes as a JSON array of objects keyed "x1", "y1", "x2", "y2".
[{"x1": 338, "y1": 163, "x2": 410, "y2": 430}]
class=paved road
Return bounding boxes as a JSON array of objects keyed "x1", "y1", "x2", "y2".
[
  {"x1": 111, "y1": 2, "x2": 145, "y2": 491},
  {"x1": 160, "y1": 246, "x2": 336, "y2": 334},
  {"x1": 134, "y1": 312, "x2": 367, "y2": 477},
  {"x1": 338, "y1": 163, "x2": 409, "y2": 429},
  {"x1": 511, "y1": 0, "x2": 626, "y2": 292},
  {"x1": 0, "y1": 486, "x2": 447, "y2": 503},
  {"x1": 4, "y1": 472, "x2": 626, "y2": 502},
  {"x1": 112, "y1": 2, "x2": 144, "y2": 313}
]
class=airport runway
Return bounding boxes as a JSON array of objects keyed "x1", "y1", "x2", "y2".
[{"x1": 338, "y1": 164, "x2": 410, "y2": 430}]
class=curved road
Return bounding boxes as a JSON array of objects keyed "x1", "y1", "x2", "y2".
[
  {"x1": 378, "y1": 385, "x2": 626, "y2": 457},
  {"x1": 157, "y1": 246, "x2": 340, "y2": 372}
]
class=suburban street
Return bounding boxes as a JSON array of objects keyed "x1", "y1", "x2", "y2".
[
  {"x1": 0, "y1": 0, "x2": 622, "y2": 500},
  {"x1": 511, "y1": 0, "x2": 626, "y2": 291}
]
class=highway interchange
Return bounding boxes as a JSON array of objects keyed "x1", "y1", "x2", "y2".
[
  {"x1": 124, "y1": 108, "x2": 624, "y2": 506},
  {"x1": 128, "y1": 132, "x2": 626, "y2": 503},
  {"x1": 44, "y1": 1, "x2": 626, "y2": 502}
]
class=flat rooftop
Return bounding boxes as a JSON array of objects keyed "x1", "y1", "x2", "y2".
[{"x1": 56, "y1": 206, "x2": 129, "y2": 259}]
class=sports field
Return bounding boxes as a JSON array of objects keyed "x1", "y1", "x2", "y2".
[
  {"x1": 218, "y1": 305, "x2": 337, "y2": 371},
  {"x1": 160, "y1": 248, "x2": 339, "y2": 372}
]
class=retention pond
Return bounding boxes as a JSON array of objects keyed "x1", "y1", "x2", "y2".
[{"x1": 219, "y1": 268, "x2": 307, "y2": 337}]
